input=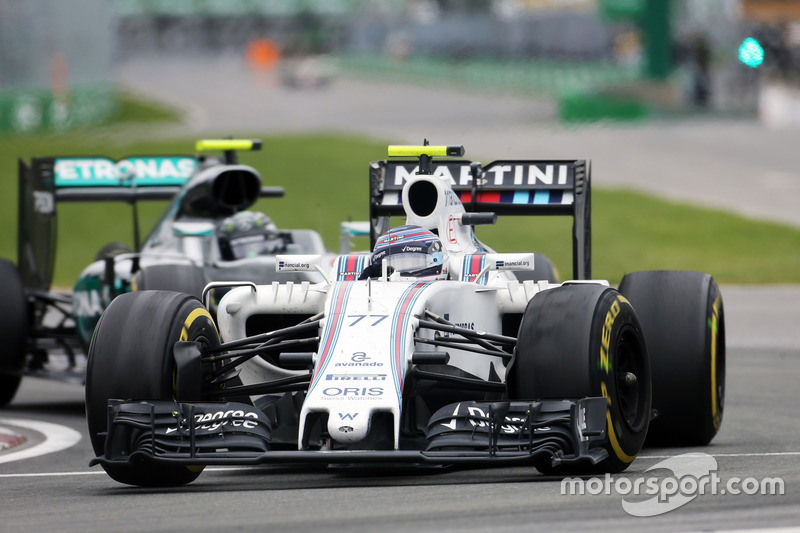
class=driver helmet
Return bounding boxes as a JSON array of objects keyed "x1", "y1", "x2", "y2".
[
  {"x1": 370, "y1": 225, "x2": 448, "y2": 280},
  {"x1": 218, "y1": 211, "x2": 284, "y2": 260}
]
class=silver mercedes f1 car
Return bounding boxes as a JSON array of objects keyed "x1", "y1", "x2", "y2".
[{"x1": 0, "y1": 139, "x2": 334, "y2": 407}]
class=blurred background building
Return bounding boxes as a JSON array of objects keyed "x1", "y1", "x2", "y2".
[{"x1": 1, "y1": 0, "x2": 799, "y2": 132}]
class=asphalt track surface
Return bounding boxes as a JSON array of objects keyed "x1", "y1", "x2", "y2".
[{"x1": 1, "y1": 56, "x2": 799, "y2": 532}]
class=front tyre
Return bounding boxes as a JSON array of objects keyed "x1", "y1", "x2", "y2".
[
  {"x1": 94, "y1": 242, "x2": 132, "y2": 262},
  {"x1": 0, "y1": 259, "x2": 27, "y2": 407},
  {"x1": 85, "y1": 290, "x2": 219, "y2": 486},
  {"x1": 510, "y1": 284, "x2": 651, "y2": 473},
  {"x1": 619, "y1": 270, "x2": 725, "y2": 446},
  {"x1": 132, "y1": 264, "x2": 208, "y2": 301}
]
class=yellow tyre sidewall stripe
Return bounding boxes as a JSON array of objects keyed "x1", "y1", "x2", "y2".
[
  {"x1": 606, "y1": 411, "x2": 637, "y2": 463},
  {"x1": 711, "y1": 293, "x2": 722, "y2": 430},
  {"x1": 180, "y1": 307, "x2": 216, "y2": 341},
  {"x1": 603, "y1": 294, "x2": 638, "y2": 464}
]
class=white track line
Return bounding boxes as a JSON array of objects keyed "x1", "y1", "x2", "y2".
[
  {"x1": 0, "y1": 471, "x2": 106, "y2": 478},
  {"x1": 639, "y1": 451, "x2": 800, "y2": 459},
  {"x1": 0, "y1": 451, "x2": 796, "y2": 479},
  {"x1": 0, "y1": 418, "x2": 82, "y2": 465},
  {"x1": 0, "y1": 466, "x2": 254, "y2": 478},
  {"x1": 682, "y1": 529, "x2": 800, "y2": 533}
]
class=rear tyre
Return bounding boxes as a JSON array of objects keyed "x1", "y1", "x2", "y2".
[
  {"x1": 619, "y1": 270, "x2": 725, "y2": 447},
  {"x1": 0, "y1": 259, "x2": 27, "y2": 407},
  {"x1": 86, "y1": 291, "x2": 219, "y2": 486},
  {"x1": 514, "y1": 253, "x2": 559, "y2": 283},
  {"x1": 132, "y1": 264, "x2": 208, "y2": 300},
  {"x1": 94, "y1": 242, "x2": 132, "y2": 262},
  {"x1": 510, "y1": 284, "x2": 651, "y2": 473}
]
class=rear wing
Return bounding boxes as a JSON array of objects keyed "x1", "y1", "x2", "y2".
[
  {"x1": 16, "y1": 155, "x2": 199, "y2": 290},
  {"x1": 368, "y1": 159, "x2": 591, "y2": 280},
  {"x1": 17, "y1": 139, "x2": 278, "y2": 291}
]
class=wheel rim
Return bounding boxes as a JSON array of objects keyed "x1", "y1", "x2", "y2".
[{"x1": 615, "y1": 325, "x2": 648, "y2": 431}]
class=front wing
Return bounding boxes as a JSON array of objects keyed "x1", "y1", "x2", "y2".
[{"x1": 90, "y1": 397, "x2": 609, "y2": 470}]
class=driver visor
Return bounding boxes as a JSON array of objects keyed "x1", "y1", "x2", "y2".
[{"x1": 384, "y1": 252, "x2": 429, "y2": 274}]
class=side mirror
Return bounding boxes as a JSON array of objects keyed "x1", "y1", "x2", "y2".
[{"x1": 275, "y1": 254, "x2": 330, "y2": 283}]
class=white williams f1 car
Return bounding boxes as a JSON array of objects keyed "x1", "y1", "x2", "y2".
[{"x1": 86, "y1": 144, "x2": 725, "y2": 487}]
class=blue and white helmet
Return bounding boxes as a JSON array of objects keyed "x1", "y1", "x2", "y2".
[{"x1": 372, "y1": 225, "x2": 448, "y2": 280}]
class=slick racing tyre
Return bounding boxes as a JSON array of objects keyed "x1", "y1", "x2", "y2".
[
  {"x1": 94, "y1": 242, "x2": 132, "y2": 262},
  {"x1": 0, "y1": 259, "x2": 28, "y2": 407},
  {"x1": 86, "y1": 291, "x2": 220, "y2": 486},
  {"x1": 510, "y1": 284, "x2": 651, "y2": 473},
  {"x1": 132, "y1": 264, "x2": 208, "y2": 301},
  {"x1": 619, "y1": 270, "x2": 725, "y2": 447},
  {"x1": 513, "y1": 252, "x2": 559, "y2": 283}
]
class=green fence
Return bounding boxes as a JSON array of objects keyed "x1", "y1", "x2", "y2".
[{"x1": 0, "y1": 85, "x2": 117, "y2": 134}]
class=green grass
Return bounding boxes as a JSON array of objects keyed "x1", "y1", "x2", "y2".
[
  {"x1": 110, "y1": 89, "x2": 183, "y2": 124},
  {"x1": 477, "y1": 190, "x2": 800, "y2": 283},
  {"x1": 2, "y1": 131, "x2": 799, "y2": 287}
]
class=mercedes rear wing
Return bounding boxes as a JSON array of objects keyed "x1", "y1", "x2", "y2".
[
  {"x1": 16, "y1": 155, "x2": 202, "y2": 291},
  {"x1": 17, "y1": 140, "x2": 283, "y2": 291},
  {"x1": 368, "y1": 158, "x2": 591, "y2": 280}
]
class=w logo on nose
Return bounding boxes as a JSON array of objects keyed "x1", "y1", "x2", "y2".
[{"x1": 338, "y1": 412, "x2": 358, "y2": 421}]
